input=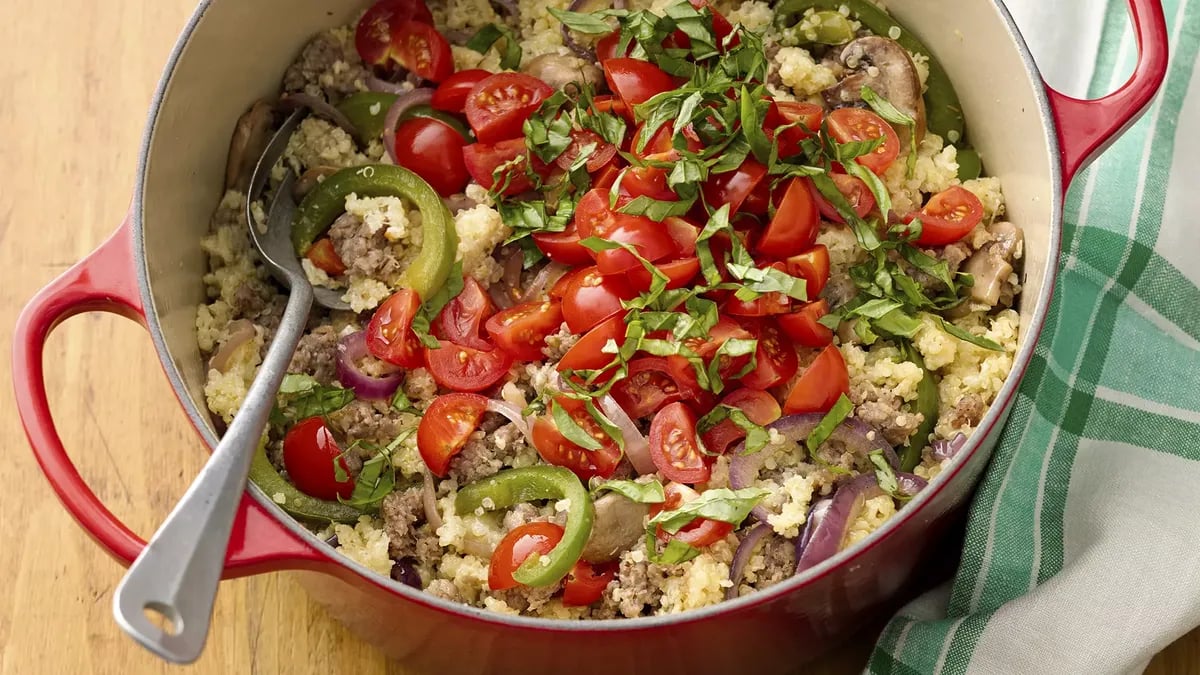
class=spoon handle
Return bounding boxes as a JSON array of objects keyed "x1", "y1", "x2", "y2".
[{"x1": 112, "y1": 282, "x2": 313, "y2": 663}]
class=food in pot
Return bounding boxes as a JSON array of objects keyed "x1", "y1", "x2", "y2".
[{"x1": 195, "y1": 0, "x2": 1022, "y2": 619}]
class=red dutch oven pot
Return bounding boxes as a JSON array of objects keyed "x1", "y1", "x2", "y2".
[{"x1": 12, "y1": 0, "x2": 1168, "y2": 672}]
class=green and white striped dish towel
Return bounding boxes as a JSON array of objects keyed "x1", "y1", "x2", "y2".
[{"x1": 870, "y1": 0, "x2": 1200, "y2": 672}]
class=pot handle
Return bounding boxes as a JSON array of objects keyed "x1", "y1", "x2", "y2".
[
  {"x1": 11, "y1": 219, "x2": 324, "y2": 577},
  {"x1": 1046, "y1": 0, "x2": 1169, "y2": 186}
]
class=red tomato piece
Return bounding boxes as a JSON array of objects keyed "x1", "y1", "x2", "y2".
[
  {"x1": 417, "y1": 393, "x2": 488, "y2": 476},
  {"x1": 283, "y1": 417, "x2": 354, "y2": 501},
  {"x1": 627, "y1": 256, "x2": 700, "y2": 293},
  {"x1": 778, "y1": 300, "x2": 834, "y2": 348},
  {"x1": 389, "y1": 20, "x2": 454, "y2": 82},
  {"x1": 489, "y1": 522, "x2": 565, "y2": 590},
  {"x1": 392, "y1": 117, "x2": 469, "y2": 196},
  {"x1": 465, "y1": 72, "x2": 554, "y2": 143},
  {"x1": 435, "y1": 277, "x2": 495, "y2": 351},
  {"x1": 671, "y1": 0, "x2": 737, "y2": 50},
  {"x1": 913, "y1": 186, "x2": 985, "y2": 246},
  {"x1": 700, "y1": 388, "x2": 782, "y2": 455},
  {"x1": 558, "y1": 314, "x2": 627, "y2": 377},
  {"x1": 827, "y1": 108, "x2": 901, "y2": 176},
  {"x1": 463, "y1": 138, "x2": 534, "y2": 196},
  {"x1": 366, "y1": 289, "x2": 424, "y2": 368},
  {"x1": 702, "y1": 158, "x2": 768, "y2": 214},
  {"x1": 611, "y1": 357, "x2": 687, "y2": 419},
  {"x1": 423, "y1": 339, "x2": 513, "y2": 392},
  {"x1": 305, "y1": 238, "x2": 347, "y2": 276},
  {"x1": 485, "y1": 300, "x2": 564, "y2": 361},
  {"x1": 556, "y1": 129, "x2": 618, "y2": 174},
  {"x1": 783, "y1": 245, "x2": 831, "y2": 299},
  {"x1": 756, "y1": 177, "x2": 819, "y2": 259},
  {"x1": 595, "y1": 32, "x2": 633, "y2": 62},
  {"x1": 594, "y1": 216, "x2": 677, "y2": 276},
  {"x1": 531, "y1": 397, "x2": 624, "y2": 481},
  {"x1": 619, "y1": 165, "x2": 677, "y2": 202},
  {"x1": 738, "y1": 319, "x2": 799, "y2": 390},
  {"x1": 783, "y1": 344, "x2": 850, "y2": 414},
  {"x1": 767, "y1": 101, "x2": 823, "y2": 158},
  {"x1": 809, "y1": 174, "x2": 877, "y2": 223},
  {"x1": 650, "y1": 482, "x2": 733, "y2": 547},
  {"x1": 592, "y1": 158, "x2": 625, "y2": 191},
  {"x1": 589, "y1": 93, "x2": 629, "y2": 117},
  {"x1": 532, "y1": 224, "x2": 593, "y2": 266},
  {"x1": 684, "y1": 316, "x2": 755, "y2": 381},
  {"x1": 354, "y1": 0, "x2": 435, "y2": 68},
  {"x1": 561, "y1": 266, "x2": 637, "y2": 334},
  {"x1": 722, "y1": 289, "x2": 790, "y2": 317},
  {"x1": 550, "y1": 267, "x2": 586, "y2": 300},
  {"x1": 603, "y1": 58, "x2": 674, "y2": 116},
  {"x1": 663, "y1": 217, "x2": 701, "y2": 254},
  {"x1": 563, "y1": 560, "x2": 617, "y2": 606},
  {"x1": 649, "y1": 402, "x2": 709, "y2": 483},
  {"x1": 431, "y1": 69, "x2": 491, "y2": 113}
]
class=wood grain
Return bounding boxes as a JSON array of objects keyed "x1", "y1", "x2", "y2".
[{"x1": 0, "y1": 0, "x2": 1195, "y2": 672}]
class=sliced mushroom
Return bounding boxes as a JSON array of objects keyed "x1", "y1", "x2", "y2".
[
  {"x1": 292, "y1": 166, "x2": 340, "y2": 201},
  {"x1": 207, "y1": 319, "x2": 258, "y2": 373},
  {"x1": 520, "y1": 54, "x2": 603, "y2": 92},
  {"x1": 822, "y1": 37, "x2": 926, "y2": 147},
  {"x1": 580, "y1": 493, "x2": 649, "y2": 564},
  {"x1": 225, "y1": 101, "x2": 275, "y2": 192},
  {"x1": 963, "y1": 221, "x2": 1024, "y2": 306}
]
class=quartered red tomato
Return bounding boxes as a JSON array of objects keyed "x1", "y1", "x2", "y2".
[
  {"x1": 738, "y1": 318, "x2": 799, "y2": 390},
  {"x1": 782, "y1": 245, "x2": 831, "y2": 299},
  {"x1": 627, "y1": 256, "x2": 700, "y2": 292},
  {"x1": 684, "y1": 316, "x2": 754, "y2": 381},
  {"x1": 784, "y1": 344, "x2": 850, "y2": 414},
  {"x1": 531, "y1": 397, "x2": 623, "y2": 481},
  {"x1": 619, "y1": 165, "x2": 677, "y2": 202},
  {"x1": 593, "y1": 216, "x2": 677, "y2": 276},
  {"x1": 556, "y1": 129, "x2": 618, "y2": 173},
  {"x1": 465, "y1": 72, "x2": 554, "y2": 143},
  {"x1": 392, "y1": 117, "x2": 469, "y2": 196},
  {"x1": 664, "y1": 217, "x2": 701, "y2": 254},
  {"x1": 431, "y1": 68, "x2": 491, "y2": 113},
  {"x1": 756, "y1": 177, "x2": 819, "y2": 259},
  {"x1": 595, "y1": 31, "x2": 632, "y2": 62},
  {"x1": 532, "y1": 224, "x2": 594, "y2": 266},
  {"x1": 283, "y1": 417, "x2": 354, "y2": 500},
  {"x1": 651, "y1": 482, "x2": 733, "y2": 547},
  {"x1": 366, "y1": 289, "x2": 424, "y2": 368},
  {"x1": 703, "y1": 158, "x2": 768, "y2": 214},
  {"x1": 563, "y1": 560, "x2": 617, "y2": 606},
  {"x1": 809, "y1": 174, "x2": 877, "y2": 223},
  {"x1": 699, "y1": 388, "x2": 782, "y2": 455},
  {"x1": 778, "y1": 300, "x2": 835, "y2": 348},
  {"x1": 423, "y1": 339, "x2": 513, "y2": 392},
  {"x1": 767, "y1": 101, "x2": 824, "y2": 158},
  {"x1": 558, "y1": 315, "x2": 628, "y2": 377},
  {"x1": 603, "y1": 58, "x2": 674, "y2": 116},
  {"x1": 550, "y1": 267, "x2": 586, "y2": 300},
  {"x1": 485, "y1": 300, "x2": 564, "y2": 361},
  {"x1": 649, "y1": 402, "x2": 709, "y2": 483},
  {"x1": 354, "y1": 0, "x2": 436, "y2": 71},
  {"x1": 489, "y1": 522, "x2": 564, "y2": 590},
  {"x1": 561, "y1": 266, "x2": 637, "y2": 334},
  {"x1": 611, "y1": 356, "x2": 687, "y2": 419},
  {"x1": 417, "y1": 393, "x2": 488, "y2": 476},
  {"x1": 305, "y1": 238, "x2": 347, "y2": 276},
  {"x1": 463, "y1": 138, "x2": 536, "y2": 195},
  {"x1": 913, "y1": 186, "x2": 985, "y2": 246},
  {"x1": 435, "y1": 277, "x2": 495, "y2": 351},
  {"x1": 827, "y1": 108, "x2": 901, "y2": 176},
  {"x1": 722, "y1": 286, "x2": 790, "y2": 317}
]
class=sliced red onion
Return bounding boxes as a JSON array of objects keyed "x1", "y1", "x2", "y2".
[
  {"x1": 729, "y1": 414, "x2": 899, "y2": 522},
  {"x1": 335, "y1": 331, "x2": 404, "y2": 400},
  {"x1": 443, "y1": 192, "x2": 477, "y2": 213},
  {"x1": 600, "y1": 395, "x2": 655, "y2": 475},
  {"x1": 491, "y1": 0, "x2": 520, "y2": 16},
  {"x1": 485, "y1": 399, "x2": 532, "y2": 441},
  {"x1": 489, "y1": 251, "x2": 525, "y2": 309},
  {"x1": 725, "y1": 523, "x2": 776, "y2": 600},
  {"x1": 794, "y1": 472, "x2": 928, "y2": 574},
  {"x1": 422, "y1": 469, "x2": 443, "y2": 533},
  {"x1": 367, "y1": 75, "x2": 411, "y2": 95},
  {"x1": 931, "y1": 433, "x2": 968, "y2": 461},
  {"x1": 383, "y1": 88, "x2": 435, "y2": 163},
  {"x1": 519, "y1": 262, "x2": 570, "y2": 303},
  {"x1": 208, "y1": 319, "x2": 257, "y2": 373},
  {"x1": 391, "y1": 558, "x2": 422, "y2": 588},
  {"x1": 280, "y1": 93, "x2": 360, "y2": 141}
]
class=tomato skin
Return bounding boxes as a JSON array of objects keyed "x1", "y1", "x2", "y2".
[
  {"x1": 778, "y1": 300, "x2": 834, "y2": 348},
  {"x1": 557, "y1": 129, "x2": 618, "y2": 174},
  {"x1": 283, "y1": 417, "x2": 355, "y2": 501},
  {"x1": 722, "y1": 290, "x2": 790, "y2": 317},
  {"x1": 532, "y1": 225, "x2": 593, "y2": 266},
  {"x1": 784, "y1": 344, "x2": 850, "y2": 414},
  {"x1": 393, "y1": 117, "x2": 469, "y2": 196},
  {"x1": 663, "y1": 217, "x2": 700, "y2": 254},
  {"x1": 558, "y1": 314, "x2": 628, "y2": 377},
  {"x1": 685, "y1": 316, "x2": 755, "y2": 381},
  {"x1": 756, "y1": 178, "x2": 819, "y2": 259},
  {"x1": 783, "y1": 245, "x2": 831, "y2": 299},
  {"x1": 305, "y1": 238, "x2": 347, "y2": 276},
  {"x1": 389, "y1": 21, "x2": 454, "y2": 82},
  {"x1": 827, "y1": 108, "x2": 901, "y2": 176},
  {"x1": 914, "y1": 186, "x2": 985, "y2": 246},
  {"x1": 703, "y1": 159, "x2": 768, "y2": 215},
  {"x1": 463, "y1": 138, "x2": 535, "y2": 196},
  {"x1": 603, "y1": 58, "x2": 674, "y2": 115},
  {"x1": 366, "y1": 289, "x2": 424, "y2": 368},
  {"x1": 489, "y1": 522, "x2": 565, "y2": 591},
  {"x1": 431, "y1": 69, "x2": 491, "y2": 113},
  {"x1": 561, "y1": 267, "x2": 636, "y2": 334},
  {"x1": 700, "y1": 388, "x2": 782, "y2": 455},
  {"x1": 593, "y1": 216, "x2": 678, "y2": 276},
  {"x1": 650, "y1": 483, "x2": 732, "y2": 548},
  {"x1": 531, "y1": 398, "x2": 623, "y2": 481},
  {"x1": 417, "y1": 393, "x2": 488, "y2": 477},
  {"x1": 435, "y1": 277, "x2": 495, "y2": 351},
  {"x1": 563, "y1": 560, "x2": 616, "y2": 606},
  {"x1": 611, "y1": 357, "x2": 686, "y2": 419},
  {"x1": 592, "y1": 159, "x2": 625, "y2": 192},
  {"x1": 767, "y1": 101, "x2": 823, "y2": 158},
  {"x1": 354, "y1": 0, "x2": 435, "y2": 68},
  {"x1": 550, "y1": 267, "x2": 586, "y2": 300},
  {"x1": 619, "y1": 165, "x2": 677, "y2": 202},
  {"x1": 594, "y1": 32, "x2": 632, "y2": 62},
  {"x1": 485, "y1": 300, "x2": 564, "y2": 361},
  {"x1": 465, "y1": 72, "x2": 554, "y2": 143},
  {"x1": 649, "y1": 402, "x2": 709, "y2": 483},
  {"x1": 627, "y1": 257, "x2": 700, "y2": 293},
  {"x1": 809, "y1": 174, "x2": 876, "y2": 223},
  {"x1": 423, "y1": 339, "x2": 514, "y2": 392},
  {"x1": 738, "y1": 319, "x2": 799, "y2": 391}
]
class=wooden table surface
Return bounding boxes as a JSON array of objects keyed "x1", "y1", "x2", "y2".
[{"x1": 1, "y1": 0, "x2": 1196, "y2": 672}]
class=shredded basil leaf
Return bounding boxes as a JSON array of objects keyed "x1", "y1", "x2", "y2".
[
  {"x1": 466, "y1": 24, "x2": 522, "y2": 70},
  {"x1": 646, "y1": 487, "x2": 769, "y2": 535},
  {"x1": 931, "y1": 315, "x2": 1004, "y2": 351},
  {"x1": 551, "y1": 399, "x2": 604, "y2": 450},
  {"x1": 805, "y1": 393, "x2": 854, "y2": 456},
  {"x1": 591, "y1": 478, "x2": 666, "y2": 503},
  {"x1": 410, "y1": 261, "x2": 465, "y2": 349},
  {"x1": 646, "y1": 533, "x2": 703, "y2": 564}
]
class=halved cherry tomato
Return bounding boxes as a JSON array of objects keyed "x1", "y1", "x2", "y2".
[
  {"x1": 283, "y1": 417, "x2": 354, "y2": 501},
  {"x1": 561, "y1": 266, "x2": 637, "y2": 334},
  {"x1": 738, "y1": 319, "x2": 799, "y2": 390},
  {"x1": 778, "y1": 300, "x2": 834, "y2": 348},
  {"x1": 650, "y1": 482, "x2": 733, "y2": 547},
  {"x1": 366, "y1": 289, "x2": 424, "y2": 368},
  {"x1": 783, "y1": 344, "x2": 850, "y2": 414},
  {"x1": 595, "y1": 32, "x2": 632, "y2": 62},
  {"x1": 633, "y1": 121, "x2": 704, "y2": 161},
  {"x1": 627, "y1": 256, "x2": 700, "y2": 292},
  {"x1": 563, "y1": 560, "x2": 616, "y2": 606},
  {"x1": 594, "y1": 216, "x2": 677, "y2": 276},
  {"x1": 417, "y1": 393, "x2": 488, "y2": 476},
  {"x1": 556, "y1": 129, "x2": 618, "y2": 173},
  {"x1": 619, "y1": 165, "x2": 677, "y2": 202},
  {"x1": 649, "y1": 402, "x2": 709, "y2": 483},
  {"x1": 603, "y1": 59, "x2": 674, "y2": 116},
  {"x1": 465, "y1": 72, "x2": 554, "y2": 143},
  {"x1": 531, "y1": 397, "x2": 623, "y2": 481},
  {"x1": 913, "y1": 186, "x2": 985, "y2": 246},
  {"x1": 703, "y1": 158, "x2": 767, "y2": 214},
  {"x1": 550, "y1": 267, "x2": 586, "y2": 300},
  {"x1": 489, "y1": 522, "x2": 564, "y2": 590},
  {"x1": 767, "y1": 101, "x2": 823, "y2": 158},
  {"x1": 485, "y1": 300, "x2": 564, "y2": 361},
  {"x1": 827, "y1": 108, "x2": 901, "y2": 176},
  {"x1": 809, "y1": 174, "x2": 877, "y2": 223},
  {"x1": 431, "y1": 69, "x2": 491, "y2": 113},
  {"x1": 699, "y1": 388, "x2": 782, "y2": 455},
  {"x1": 393, "y1": 117, "x2": 469, "y2": 196},
  {"x1": 532, "y1": 224, "x2": 593, "y2": 266},
  {"x1": 783, "y1": 245, "x2": 831, "y2": 299},
  {"x1": 305, "y1": 238, "x2": 347, "y2": 276},
  {"x1": 354, "y1": 0, "x2": 436, "y2": 69},
  {"x1": 574, "y1": 188, "x2": 621, "y2": 239},
  {"x1": 462, "y1": 138, "x2": 536, "y2": 195},
  {"x1": 722, "y1": 289, "x2": 790, "y2": 317},
  {"x1": 388, "y1": 21, "x2": 454, "y2": 82},
  {"x1": 423, "y1": 339, "x2": 513, "y2": 392},
  {"x1": 664, "y1": 217, "x2": 700, "y2": 254},
  {"x1": 558, "y1": 314, "x2": 627, "y2": 376},
  {"x1": 435, "y1": 277, "x2": 495, "y2": 351},
  {"x1": 756, "y1": 177, "x2": 819, "y2": 259},
  {"x1": 611, "y1": 357, "x2": 687, "y2": 419}
]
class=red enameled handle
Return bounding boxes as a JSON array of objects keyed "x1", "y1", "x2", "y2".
[
  {"x1": 12, "y1": 218, "x2": 323, "y2": 576},
  {"x1": 1046, "y1": 0, "x2": 1169, "y2": 188}
]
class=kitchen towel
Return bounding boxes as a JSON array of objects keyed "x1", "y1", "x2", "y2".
[{"x1": 870, "y1": 0, "x2": 1200, "y2": 673}]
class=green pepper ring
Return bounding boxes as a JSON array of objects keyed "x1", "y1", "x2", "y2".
[{"x1": 250, "y1": 440, "x2": 364, "y2": 523}]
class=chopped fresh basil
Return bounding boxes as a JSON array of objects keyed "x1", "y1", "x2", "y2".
[
  {"x1": 410, "y1": 261, "x2": 465, "y2": 349},
  {"x1": 696, "y1": 405, "x2": 770, "y2": 454},
  {"x1": 279, "y1": 373, "x2": 320, "y2": 395},
  {"x1": 646, "y1": 532, "x2": 703, "y2": 564},
  {"x1": 591, "y1": 478, "x2": 666, "y2": 503},
  {"x1": 276, "y1": 380, "x2": 355, "y2": 424},
  {"x1": 646, "y1": 487, "x2": 769, "y2": 535},
  {"x1": 548, "y1": 7, "x2": 627, "y2": 34},
  {"x1": 390, "y1": 387, "x2": 418, "y2": 414},
  {"x1": 869, "y1": 449, "x2": 904, "y2": 501},
  {"x1": 466, "y1": 23, "x2": 523, "y2": 70},
  {"x1": 931, "y1": 315, "x2": 1004, "y2": 351},
  {"x1": 551, "y1": 398, "x2": 604, "y2": 451},
  {"x1": 805, "y1": 393, "x2": 854, "y2": 456}
]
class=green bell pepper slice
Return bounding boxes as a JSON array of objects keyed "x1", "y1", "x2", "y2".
[
  {"x1": 250, "y1": 441, "x2": 364, "y2": 523},
  {"x1": 292, "y1": 164, "x2": 458, "y2": 299},
  {"x1": 955, "y1": 147, "x2": 982, "y2": 181},
  {"x1": 455, "y1": 466, "x2": 595, "y2": 588},
  {"x1": 774, "y1": 0, "x2": 967, "y2": 143},
  {"x1": 898, "y1": 342, "x2": 939, "y2": 471}
]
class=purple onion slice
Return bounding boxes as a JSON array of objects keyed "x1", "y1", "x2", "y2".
[
  {"x1": 725, "y1": 523, "x2": 776, "y2": 600},
  {"x1": 382, "y1": 88, "x2": 435, "y2": 164},
  {"x1": 335, "y1": 331, "x2": 404, "y2": 400},
  {"x1": 931, "y1": 432, "x2": 968, "y2": 461}
]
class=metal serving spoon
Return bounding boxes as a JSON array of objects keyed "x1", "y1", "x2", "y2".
[{"x1": 112, "y1": 109, "x2": 337, "y2": 662}]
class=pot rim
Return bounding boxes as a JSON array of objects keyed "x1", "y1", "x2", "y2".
[{"x1": 130, "y1": 0, "x2": 1062, "y2": 631}]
